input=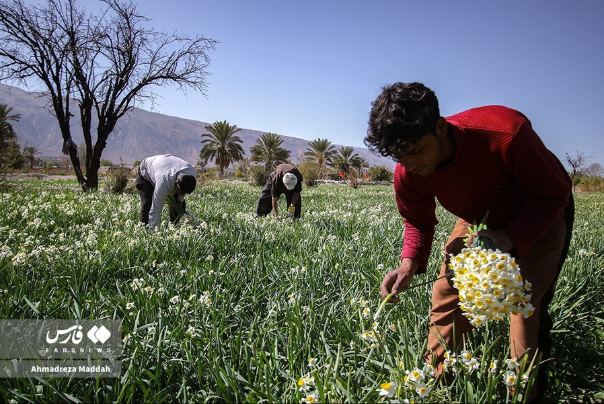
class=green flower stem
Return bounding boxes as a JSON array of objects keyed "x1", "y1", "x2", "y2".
[
  {"x1": 373, "y1": 293, "x2": 394, "y2": 321},
  {"x1": 468, "y1": 211, "x2": 496, "y2": 250},
  {"x1": 373, "y1": 272, "x2": 453, "y2": 321}
]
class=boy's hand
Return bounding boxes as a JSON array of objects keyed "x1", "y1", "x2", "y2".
[
  {"x1": 379, "y1": 258, "x2": 418, "y2": 303},
  {"x1": 468, "y1": 230, "x2": 514, "y2": 253}
]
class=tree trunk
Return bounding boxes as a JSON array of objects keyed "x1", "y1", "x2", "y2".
[
  {"x1": 86, "y1": 165, "x2": 99, "y2": 190},
  {"x1": 67, "y1": 148, "x2": 88, "y2": 191},
  {"x1": 61, "y1": 130, "x2": 88, "y2": 191},
  {"x1": 83, "y1": 128, "x2": 111, "y2": 190},
  {"x1": 85, "y1": 151, "x2": 102, "y2": 190}
]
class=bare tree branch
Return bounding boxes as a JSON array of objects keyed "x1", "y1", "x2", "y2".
[
  {"x1": 565, "y1": 150, "x2": 594, "y2": 191},
  {"x1": 0, "y1": 0, "x2": 216, "y2": 190}
]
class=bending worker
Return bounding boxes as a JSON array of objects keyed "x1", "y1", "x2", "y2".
[
  {"x1": 136, "y1": 154, "x2": 197, "y2": 227},
  {"x1": 256, "y1": 163, "x2": 303, "y2": 219}
]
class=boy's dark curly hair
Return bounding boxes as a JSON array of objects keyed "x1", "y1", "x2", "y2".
[{"x1": 365, "y1": 82, "x2": 441, "y2": 158}]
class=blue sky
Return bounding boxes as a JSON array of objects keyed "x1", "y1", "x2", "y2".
[{"x1": 79, "y1": 0, "x2": 603, "y2": 166}]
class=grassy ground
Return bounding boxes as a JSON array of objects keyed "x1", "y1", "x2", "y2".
[{"x1": 0, "y1": 179, "x2": 602, "y2": 403}]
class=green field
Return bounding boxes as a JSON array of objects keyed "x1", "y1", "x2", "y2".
[{"x1": 0, "y1": 179, "x2": 603, "y2": 403}]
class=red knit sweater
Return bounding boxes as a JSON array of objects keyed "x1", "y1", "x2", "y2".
[{"x1": 394, "y1": 105, "x2": 572, "y2": 273}]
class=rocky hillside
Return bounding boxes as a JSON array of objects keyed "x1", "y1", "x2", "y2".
[{"x1": 0, "y1": 83, "x2": 393, "y2": 168}]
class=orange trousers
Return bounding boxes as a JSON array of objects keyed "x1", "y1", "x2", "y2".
[{"x1": 426, "y1": 197, "x2": 574, "y2": 401}]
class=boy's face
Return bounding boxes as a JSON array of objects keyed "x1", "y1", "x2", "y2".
[{"x1": 394, "y1": 117, "x2": 452, "y2": 176}]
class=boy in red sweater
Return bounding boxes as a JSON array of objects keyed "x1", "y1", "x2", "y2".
[{"x1": 365, "y1": 82, "x2": 573, "y2": 402}]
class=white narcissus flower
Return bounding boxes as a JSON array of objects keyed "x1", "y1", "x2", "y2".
[
  {"x1": 423, "y1": 363, "x2": 436, "y2": 377},
  {"x1": 297, "y1": 375, "x2": 315, "y2": 391},
  {"x1": 304, "y1": 391, "x2": 319, "y2": 403},
  {"x1": 185, "y1": 326, "x2": 197, "y2": 338},
  {"x1": 199, "y1": 291, "x2": 212, "y2": 306},
  {"x1": 506, "y1": 357, "x2": 520, "y2": 371},
  {"x1": 378, "y1": 381, "x2": 396, "y2": 397},
  {"x1": 466, "y1": 357, "x2": 480, "y2": 373},
  {"x1": 504, "y1": 371, "x2": 518, "y2": 387},
  {"x1": 360, "y1": 330, "x2": 377, "y2": 343},
  {"x1": 443, "y1": 351, "x2": 459, "y2": 373},
  {"x1": 460, "y1": 350, "x2": 472, "y2": 363},
  {"x1": 407, "y1": 368, "x2": 425, "y2": 383},
  {"x1": 415, "y1": 381, "x2": 431, "y2": 398},
  {"x1": 449, "y1": 246, "x2": 532, "y2": 326}
]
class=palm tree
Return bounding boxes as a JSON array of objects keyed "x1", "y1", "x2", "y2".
[
  {"x1": 250, "y1": 133, "x2": 291, "y2": 172},
  {"x1": 23, "y1": 146, "x2": 40, "y2": 168},
  {"x1": 331, "y1": 146, "x2": 361, "y2": 174},
  {"x1": 0, "y1": 104, "x2": 20, "y2": 147},
  {"x1": 304, "y1": 138, "x2": 336, "y2": 177},
  {"x1": 352, "y1": 157, "x2": 370, "y2": 178},
  {"x1": 0, "y1": 104, "x2": 21, "y2": 170},
  {"x1": 199, "y1": 121, "x2": 245, "y2": 177}
]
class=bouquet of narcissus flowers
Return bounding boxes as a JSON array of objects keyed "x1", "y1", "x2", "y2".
[{"x1": 449, "y1": 214, "x2": 534, "y2": 327}]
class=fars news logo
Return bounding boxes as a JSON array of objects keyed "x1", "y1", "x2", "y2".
[
  {"x1": 0, "y1": 319, "x2": 122, "y2": 360},
  {"x1": 46, "y1": 324, "x2": 112, "y2": 345}
]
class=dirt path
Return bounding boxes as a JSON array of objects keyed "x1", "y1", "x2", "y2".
[{"x1": 4, "y1": 173, "x2": 79, "y2": 180}]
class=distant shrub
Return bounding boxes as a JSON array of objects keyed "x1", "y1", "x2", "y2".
[
  {"x1": 235, "y1": 158, "x2": 252, "y2": 179},
  {"x1": 577, "y1": 175, "x2": 604, "y2": 192},
  {"x1": 105, "y1": 164, "x2": 131, "y2": 193},
  {"x1": 346, "y1": 172, "x2": 359, "y2": 189},
  {"x1": 249, "y1": 165, "x2": 269, "y2": 186},
  {"x1": 199, "y1": 168, "x2": 217, "y2": 184},
  {"x1": 368, "y1": 165, "x2": 394, "y2": 182},
  {"x1": 296, "y1": 160, "x2": 320, "y2": 187}
]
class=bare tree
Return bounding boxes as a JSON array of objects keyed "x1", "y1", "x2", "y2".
[
  {"x1": 565, "y1": 150, "x2": 593, "y2": 191},
  {"x1": 0, "y1": 0, "x2": 216, "y2": 190}
]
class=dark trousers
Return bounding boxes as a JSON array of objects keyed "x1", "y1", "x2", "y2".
[
  {"x1": 135, "y1": 175, "x2": 184, "y2": 224},
  {"x1": 533, "y1": 194, "x2": 574, "y2": 401},
  {"x1": 256, "y1": 178, "x2": 301, "y2": 218}
]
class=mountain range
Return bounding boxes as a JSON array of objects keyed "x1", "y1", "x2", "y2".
[{"x1": 0, "y1": 83, "x2": 394, "y2": 169}]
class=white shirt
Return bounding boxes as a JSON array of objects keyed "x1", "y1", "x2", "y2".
[{"x1": 138, "y1": 154, "x2": 196, "y2": 227}]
